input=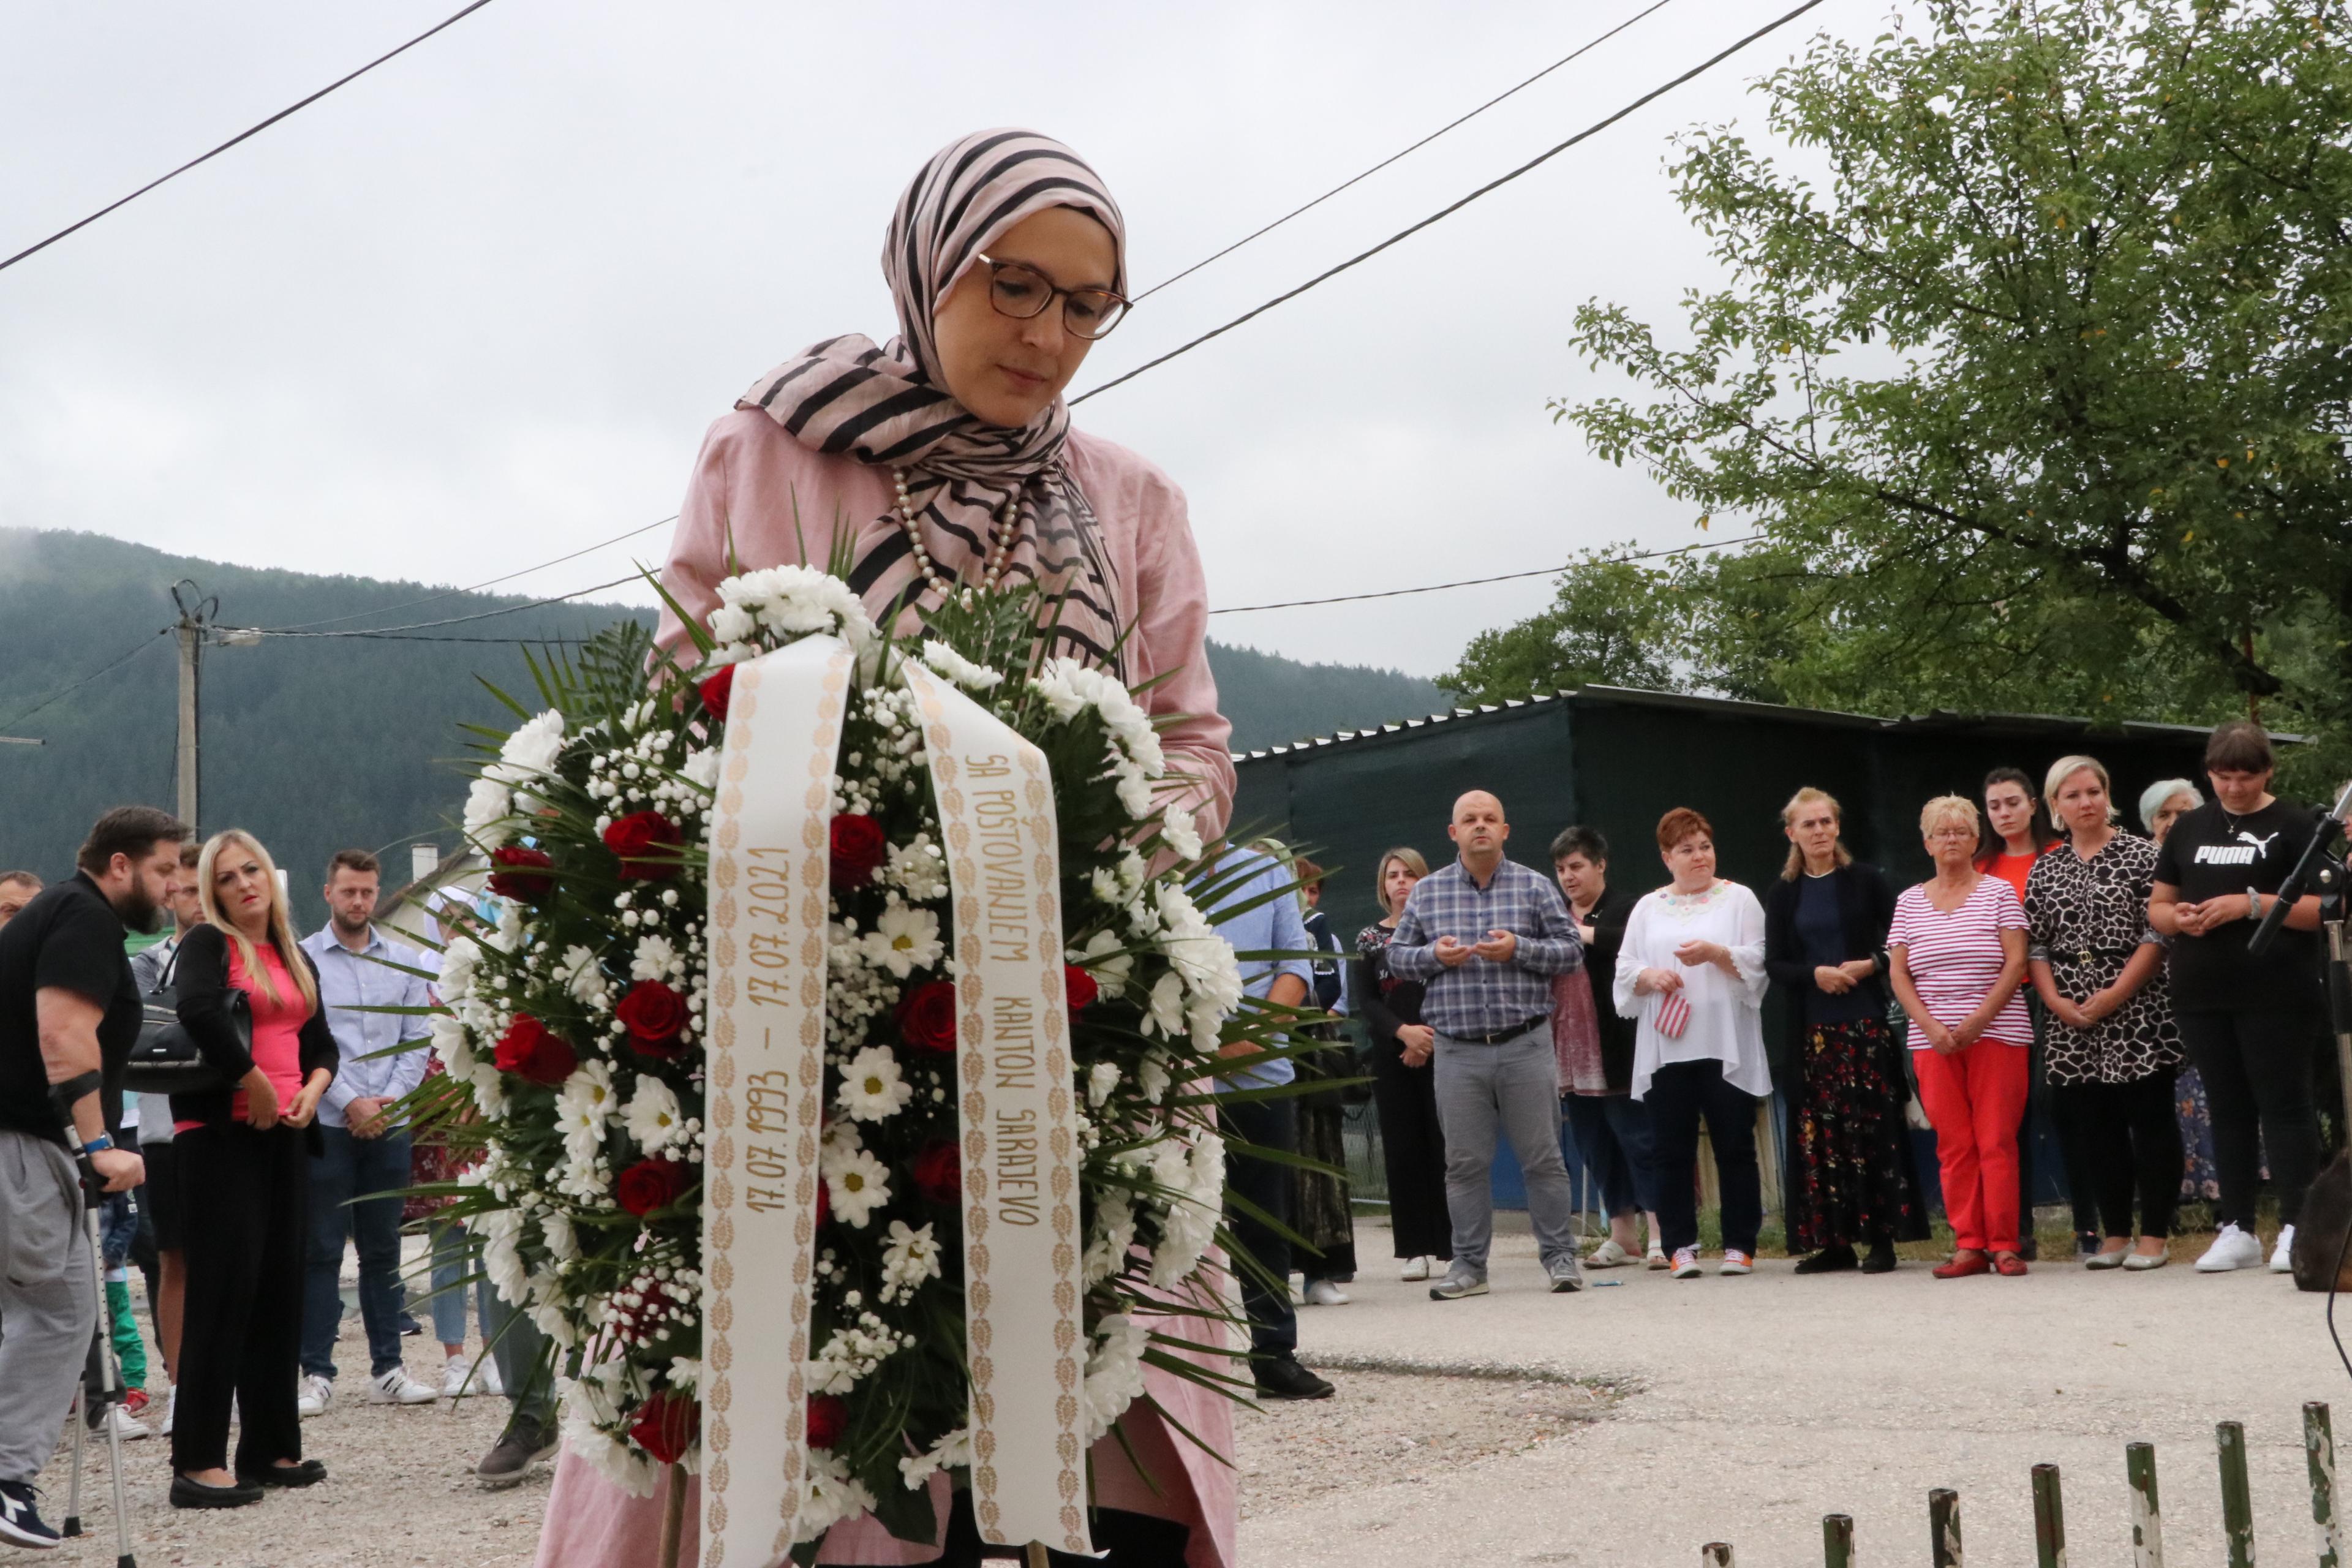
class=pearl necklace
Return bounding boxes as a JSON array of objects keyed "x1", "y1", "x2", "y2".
[{"x1": 891, "y1": 467, "x2": 1019, "y2": 602}]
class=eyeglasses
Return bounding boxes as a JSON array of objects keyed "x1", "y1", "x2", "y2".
[
  {"x1": 974, "y1": 254, "x2": 1129, "y2": 341},
  {"x1": 1928, "y1": 827, "x2": 1976, "y2": 842}
]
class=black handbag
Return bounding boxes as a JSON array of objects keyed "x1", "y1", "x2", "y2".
[{"x1": 123, "y1": 944, "x2": 242, "y2": 1096}]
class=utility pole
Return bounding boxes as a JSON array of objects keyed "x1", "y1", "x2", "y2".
[{"x1": 172, "y1": 581, "x2": 212, "y2": 832}]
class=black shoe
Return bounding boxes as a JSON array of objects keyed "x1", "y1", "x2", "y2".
[
  {"x1": 238, "y1": 1459, "x2": 328, "y2": 1488},
  {"x1": 1861, "y1": 1241, "x2": 1898, "y2": 1273},
  {"x1": 398, "y1": 1313, "x2": 423, "y2": 1337},
  {"x1": 1254, "y1": 1357, "x2": 1335, "y2": 1401},
  {"x1": 0, "y1": 1479, "x2": 61, "y2": 1548},
  {"x1": 1793, "y1": 1244, "x2": 1858, "y2": 1275},
  {"x1": 2018, "y1": 1235, "x2": 2040, "y2": 1262},
  {"x1": 2074, "y1": 1231, "x2": 2101, "y2": 1261},
  {"x1": 172, "y1": 1474, "x2": 265, "y2": 1510}
]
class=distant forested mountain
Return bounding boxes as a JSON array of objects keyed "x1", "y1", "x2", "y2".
[{"x1": 0, "y1": 530, "x2": 1446, "y2": 925}]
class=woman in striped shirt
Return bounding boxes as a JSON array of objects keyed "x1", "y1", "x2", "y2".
[{"x1": 1888, "y1": 796, "x2": 2033, "y2": 1278}]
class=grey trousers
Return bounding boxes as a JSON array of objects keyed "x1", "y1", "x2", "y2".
[
  {"x1": 0, "y1": 1131, "x2": 97, "y2": 1483},
  {"x1": 485, "y1": 1280, "x2": 558, "y2": 1434},
  {"x1": 1434, "y1": 1026, "x2": 1581, "y2": 1272}
]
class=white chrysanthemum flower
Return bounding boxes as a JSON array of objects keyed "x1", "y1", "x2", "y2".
[
  {"x1": 1031, "y1": 665, "x2": 1087, "y2": 721},
  {"x1": 836, "y1": 1045, "x2": 913, "y2": 1123},
  {"x1": 1074, "y1": 927, "x2": 1135, "y2": 988},
  {"x1": 1142, "y1": 971, "x2": 1186, "y2": 1038},
  {"x1": 557, "y1": 944, "x2": 608, "y2": 1006},
  {"x1": 796, "y1": 1449, "x2": 880, "y2": 1543},
  {"x1": 898, "y1": 1426, "x2": 971, "y2": 1491},
  {"x1": 821, "y1": 1145, "x2": 892, "y2": 1229},
  {"x1": 557, "y1": 1060, "x2": 619, "y2": 1123},
  {"x1": 1160, "y1": 803, "x2": 1203, "y2": 861},
  {"x1": 462, "y1": 777, "x2": 514, "y2": 849},
  {"x1": 498, "y1": 709, "x2": 567, "y2": 779},
  {"x1": 681, "y1": 747, "x2": 720, "y2": 790},
  {"x1": 862, "y1": 905, "x2": 943, "y2": 978},
  {"x1": 918, "y1": 639, "x2": 1003, "y2": 692},
  {"x1": 1136, "y1": 1049, "x2": 1172, "y2": 1104},
  {"x1": 1114, "y1": 767, "x2": 1153, "y2": 820},
  {"x1": 428, "y1": 1011, "x2": 473, "y2": 1076},
  {"x1": 1080, "y1": 1316, "x2": 1152, "y2": 1443},
  {"x1": 623, "y1": 1077, "x2": 685, "y2": 1153},
  {"x1": 1156, "y1": 883, "x2": 1246, "y2": 1016},
  {"x1": 438, "y1": 937, "x2": 480, "y2": 1001},
  {"x1": 707, "y1": 603, "x2": 756, "y2": 644},
  {"x1": 541, "y1": 1210, "x2": 579, "y2": 1262},
  {"x1": 715, "y1": 564, "x2": 876, "y2": 646},
  {"x1": 1087, "y1": 1060, "x2": 1121, "y2": 1107},
  {"x1": 668, "y1": 1355, "x2": 701, "y2": 1392},
  {"x1": 631, "y1": 933, "x2": 677, "y2": 983},
  {"x1": 467, "y1": 1063, "x2": 508, "y2": 1118},
  {"x1": 1081, "y1": 1191, "x2": 1136, "y2": 1288}
]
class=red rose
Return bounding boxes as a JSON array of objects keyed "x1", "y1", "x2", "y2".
[
  {"x1": 806, "y1": 1395, "x2": 847, "y2": 1450},
  {"x1": 616, "y1": 1158, "x2": 688, "y2": 1218},
  {"x1": 894, "y1": 981, "x2": 959, "y2": 1054},
  {"x1": 698, "y1": 664, "x2": 734, "y2": 726},
  {"x1": 911, "y1": 1139, "x2": 961, "y2": 1204},
  {"x1": 1063, "y1": 965, "x2": 1099, "y2": 1014},
  {"x1": 829, "y1": 814, "x2": 887, "y2": 891},
  {"x1": 486, "y1": 845, "x2": 556, "y2": 903},
  {"x1": 492, "y1": 1016, "x2": 576, "y2": 1086},
  {"x1": 816, "y1": 1175, "x2": 830, "y2": 1228},
  {"x1": 627, "y1": 1389, "x2": 699, "y2": 1466},
  {"x1": 604, "y1": 810, "x2": 684, "y2": 880},
  {"x1": 616, "y1": 980, "x2": 689, "y2": 1060}
]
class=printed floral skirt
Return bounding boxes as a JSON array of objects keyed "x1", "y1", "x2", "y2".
[
  {"x1": 2176, "y1": 1065, "x2": 2222, "y2": 1202},
  {"x1": 1785, "y1": 1016, "x2": 1931, "y2": 1251}
]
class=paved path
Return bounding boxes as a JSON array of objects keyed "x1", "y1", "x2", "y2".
[{"x1": 1244, "y1": 1227, "x2": 2349, "y2": 1566}]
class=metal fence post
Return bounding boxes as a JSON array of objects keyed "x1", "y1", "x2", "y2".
[
  {"x1": 2220, "y1": 1420, "x2": 2257, "y2": 1568},
  {"x1": 2031, "y1": 1463, "x2": 2067, "y2": 1568},
  {"x1": 1929, "y1": 1488, "x2": 1962, "y2": 1567},
  {"x1": 1822, "y1": 1513, "x2": 1855, "y2": 1567},
  {"x1": 1701, "y1": 1547, "x2": 1734, "y2": 1567},
  {"x1": 2127, "y1": 1441, "x2": 2165, "y2": 1567},
  {"x1": 2310, "y1": 1403, "x2": 2340, "y2": 1568}
]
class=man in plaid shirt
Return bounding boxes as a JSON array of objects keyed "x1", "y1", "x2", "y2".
[{"x1": 1388, "y1": 790, "x2": 1587, "y2": 1298}]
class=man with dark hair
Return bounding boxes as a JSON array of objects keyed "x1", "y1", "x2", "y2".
[
  {"x1": 0, "y1": 873, "x2": 41, "y2": 929},
  {"x1": 296, "y1": 848, "x2": 438, "y2": 1412},
  {"x1": 0, "y1": 805, "x2": 186, "y2": 1547}
]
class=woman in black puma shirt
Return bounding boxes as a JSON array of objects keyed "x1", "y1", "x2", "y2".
[{"x1": 2151, "y1": 719, "x2": 2325, "y2": 1273}]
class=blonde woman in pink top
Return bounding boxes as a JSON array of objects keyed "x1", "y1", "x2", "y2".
[
  {"x1": 553, "y1": 130, "x2": 1239, "y2": 1568},
  {"x1": 1888, "y1": 796, "x2": 2032, "y2": 1279}
]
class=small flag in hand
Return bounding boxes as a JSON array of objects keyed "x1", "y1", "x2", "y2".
[{"x1": 1654, "y1": 990, "x2": 1691, "y2": 1040}]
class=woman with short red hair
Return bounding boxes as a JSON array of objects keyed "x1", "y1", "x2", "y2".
[{"x1": 1613, "y1": 809, "x2": 1770, "y2": 1280}]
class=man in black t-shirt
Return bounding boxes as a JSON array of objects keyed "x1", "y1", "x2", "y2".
[
  {"x1": 0, "y1": 805, "x2": 185, "y2": 1549},
  {"x1": 2152, "y1": 719, "x2": 2327, "y2": 1276}
]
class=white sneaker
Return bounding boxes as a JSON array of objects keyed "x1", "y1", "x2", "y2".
[
  {"x1": 2272, "y1": 1224, "x2": 2297, "y2": 1273},
  {"x1": 369, "y1": 1367, "x2": 439, "y2": 1406},
  {"x1": 2196, "y1": 1223, "x2": 2265, "y2": 1272},
  {"x1": 161, "y1": 1385, "x2": 176, "y2": 1436},
  {"x1": 1670, "y1": 1246, "x2": 1703, "y2": 1280},
  {"x1": 1399, "y1": 1256, "x2": 1430, "y2": 1283},
  {"x1": 296, "y1": 1373, "x2": 333, "y2": 1417},
  {"x1": 1583, "y1": 1237, "x2": 1633, "y2": 1268},
  {"x1": 96, "y1": 1403, "x2": 149, "y2": 1441},
  {"x1": 1719, "y1": 1249, "x2": 1755, "y2": 1276},
  {"x1": 1302, "y1": 1279, "x2": 1351, "y2": 1306},
  {"x1": 443, "y1": 1358, "x2": 506, "y2": 1398}
]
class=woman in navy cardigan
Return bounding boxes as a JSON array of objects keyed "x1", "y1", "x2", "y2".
[{"x1": 1764, "y1": 789, "x2": 1928, "y2": 1273}]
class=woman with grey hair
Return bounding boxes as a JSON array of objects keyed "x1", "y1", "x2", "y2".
[
  {"x1": 2024, "y1": 756, "x2": 2184, "y2": 1268},
  {"x1": 2139, "y1": 779, "x2": 2204, "y2": 845}
]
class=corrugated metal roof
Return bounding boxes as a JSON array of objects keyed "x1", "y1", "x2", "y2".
[{"x1": 1229, "y1": 684, "x2": 2294, "y2": 761}]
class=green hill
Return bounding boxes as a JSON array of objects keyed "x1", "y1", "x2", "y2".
[{"x1": 0, "y1": 529, "x2": 1445, "y2": 925}]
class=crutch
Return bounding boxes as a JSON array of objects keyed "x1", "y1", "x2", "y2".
[{"x1": 59, "y1": 1130, "x2": 137, "y2": 1567}]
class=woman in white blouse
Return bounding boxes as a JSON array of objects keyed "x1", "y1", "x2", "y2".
[{"x1": 1615, "y1": 808, "x2": 1771, "y2": 1279}]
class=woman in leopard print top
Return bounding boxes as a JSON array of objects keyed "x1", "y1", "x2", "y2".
[{"x1": 2023, "y1": 755, "x2": 2183, "y2": 1268}]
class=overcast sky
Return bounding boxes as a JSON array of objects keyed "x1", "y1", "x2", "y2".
[{"x1": 0, "y1": 0, "x2": 1885, "y2": 679}]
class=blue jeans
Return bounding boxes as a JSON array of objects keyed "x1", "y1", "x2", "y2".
[
  {"x1": 1562, "y1": 1093, "x2": 1658, "y2": 1218},
  {"x1": 301, "y1": 1126, "x2": 412, "y2": 1381},
  {"x1": 428, "y1": 1219, "x2": 492, "y2": 1348}
]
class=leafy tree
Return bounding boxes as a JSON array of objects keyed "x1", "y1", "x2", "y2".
[{"x1": 1536, "y1": 0, "x2": 2352, "y2": 763}]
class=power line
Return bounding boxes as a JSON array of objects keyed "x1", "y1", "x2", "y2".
[
  {"x1": 266, "y1": 514, "x2": 677, "y2": 631},
  {"x1": 1131, "y1": 0, "x2": 1679, "y2": 305},
  {"x1": 0, "y1": 630, "x2": 170, "y2": 731},
  {"x1": 1071, "y1": 0, "x2": 1830, "y2": 407},
  {"x1": 0, "y1": 0, "x2": 499, "y2": 276},
  {"x1": 1207, "y1": 532, "x2": 1763, "y2": 615},
  {"x1": 251, "y1": 571, "x2": 646, "y2": 638}
]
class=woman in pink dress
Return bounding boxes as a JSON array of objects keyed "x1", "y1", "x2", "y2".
[{"x1": 535, "y1": 129, "x2": 1238, "y2": 1568}]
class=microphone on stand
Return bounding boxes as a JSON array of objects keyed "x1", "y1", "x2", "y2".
[{"x1": 2248, "y1": 778, "x2": 2352, "y2": 958}]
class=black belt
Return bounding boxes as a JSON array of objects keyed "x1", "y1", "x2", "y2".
[{"x1": 1450, "y1": 1016, "x2": 1548, "y2": 1046}]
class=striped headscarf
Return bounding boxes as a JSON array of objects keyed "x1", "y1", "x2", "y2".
[{"x1": 738, "y1": 129, "x2": 1128, "y2": 669}]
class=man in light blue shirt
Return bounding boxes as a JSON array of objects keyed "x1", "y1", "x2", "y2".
[
  {"x1": 295, "y1": 850, "x2": 436, "y2": 1412},
  {"x1": 1197, "y1": 845, "x2": 1333, "y2": 1401}
]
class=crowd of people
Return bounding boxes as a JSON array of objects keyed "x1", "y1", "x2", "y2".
[
  {"x1": 1249, "y1": 717, "x2": 2340, "y2": 1332},
  {"x1": 0, "y1": 813, "x2": 556, "y2": 1550}
]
